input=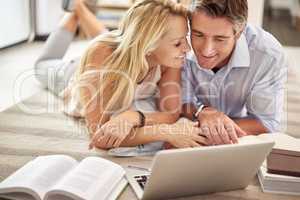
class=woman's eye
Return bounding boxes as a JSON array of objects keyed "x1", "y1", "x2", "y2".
[{"x1": 175, "y1": 42, "x2": 181, "y2": 47}]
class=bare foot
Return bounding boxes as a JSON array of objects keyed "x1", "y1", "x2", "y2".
[
  {"x1": 73, "y1": 0, "x2": 87, "y2": 14},
  {"x1": 73, "y1": 0, "x2": 107, "y2": 38}
]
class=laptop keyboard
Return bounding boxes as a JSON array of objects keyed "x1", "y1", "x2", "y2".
[{"x1": 134, "y1": 175, "x2": 149, "y2": 190}]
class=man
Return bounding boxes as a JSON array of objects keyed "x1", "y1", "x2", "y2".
[{"x1": 182, "y1": 0, "x2": 288, "y2": 145}]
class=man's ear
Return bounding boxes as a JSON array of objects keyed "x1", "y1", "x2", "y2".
[
  {"x1": 235, "y1": 31, "x2": 242, "y2": 40},
  {"x1": 234, "y1": 24, "x2": 245, "y2": 39}
]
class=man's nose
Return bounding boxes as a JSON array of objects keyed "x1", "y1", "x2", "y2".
[{"x1": 201, "y1": 40, "x2": 215, "y2": 56}]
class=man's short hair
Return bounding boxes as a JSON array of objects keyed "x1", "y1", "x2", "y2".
[{"x1": 189, "y1": 0, "x2": 248, "y2": 33}]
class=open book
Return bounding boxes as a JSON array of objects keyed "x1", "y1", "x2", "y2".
[{"x1": 0, "y1": 155, "x2": 128, "y2": 200}]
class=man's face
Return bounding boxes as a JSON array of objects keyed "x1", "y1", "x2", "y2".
[{"x1": 190, "y1": 11, "x2": 241, "y2": 70}]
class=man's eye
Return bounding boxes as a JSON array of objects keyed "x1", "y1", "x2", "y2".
[{"x1": 216, "y1": 39, "x2": 226, "y2": 42}]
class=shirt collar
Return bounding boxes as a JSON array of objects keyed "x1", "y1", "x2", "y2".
[{"x1": 228, "y1": 33, "x2": 250, "y2": 68}]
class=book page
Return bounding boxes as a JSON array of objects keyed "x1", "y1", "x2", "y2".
[
  {"x1": 238, "y1": 133, "x2": 300, "y2": 151},
  {"x1": 0, "y1": 192, "x2": 42, "y2": 200},
  {"x1": 0, "y1": 155, "x2": 77, "y2": 200},
  {"x1": 269, "y1": 133, "x2": 300, "y2": 151},
  {"x1": 46, "y1": 157, "x2": 125, "y2": 200},
  {"x1": 105, "y1": 177, "x2": 128, "y2": 200}
]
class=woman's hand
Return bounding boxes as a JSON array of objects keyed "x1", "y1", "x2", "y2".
[
  {"x1": 89, "y1": 111, "x2": 140, "y2": 150},
  {"x1": 161, "y1": 121, "x2": 208, "y2": 149}
]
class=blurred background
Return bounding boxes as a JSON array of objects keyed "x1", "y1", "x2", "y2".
[{"x1": 0, "y1": 0, "x2": 300, "y2": 111}]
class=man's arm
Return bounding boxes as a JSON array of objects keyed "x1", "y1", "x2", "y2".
[
  {"x1": 181, "y1": 103, "x2": 197, "y2": 121},
  {"x1": 234, "y1": 118, "x2": 268, "y2": 135},
  {"x1": 245, "y1": 53, "x2": 287, "y2": 133}
]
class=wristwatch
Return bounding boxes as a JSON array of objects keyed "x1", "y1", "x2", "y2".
[{"x1": 192, "y1": 103, "x2": 208, "y2": 121}]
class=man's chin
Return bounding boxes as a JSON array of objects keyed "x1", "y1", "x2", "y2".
[
  {"x1": 198, "y1": 63, "x2": 215, "y2": 70},
  {"x1": 197, "y1": 60, "x2": 216, "y2": 70}
]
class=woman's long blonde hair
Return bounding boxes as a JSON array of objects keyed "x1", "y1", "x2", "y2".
[{"x1": 77, "y1": 0, "x2": 188, "y2": 119}]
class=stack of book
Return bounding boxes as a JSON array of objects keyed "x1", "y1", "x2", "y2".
[
  {"x1": 258, "y1": 162, "x2": 300, "y2": 195},
  {"x1": 257, "y1": 133, "x2": 300, "y2": 195}
]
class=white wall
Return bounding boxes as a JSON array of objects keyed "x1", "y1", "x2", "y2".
[
  {"x1": 35, "y1": 0, "x2": 64, "y2": 36},
  {"x1": 0, "y1": 0, "x2": 31, "y2": 48},
  {"x1": 248, "y1": 0, "x2": 265, "y2": 27}
]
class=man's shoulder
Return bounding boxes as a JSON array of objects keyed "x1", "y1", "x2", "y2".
[
  {"x1": 186, "y1": 52, "x2": 197, "y2": 63},
  {"x1": 245, "y1": 24, "x2": 284, "y2": 60},
  {"x1": 244, "y1": 25, "x2": 287, "y2": 81}
]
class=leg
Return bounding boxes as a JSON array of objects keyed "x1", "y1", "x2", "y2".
[
  {"x1": 74, "y1": 0, "x2": 107, "y2": 38},
  {"x1": 37, "y1": 13, "x2": 77, "y2": 62},
  {"x1": 35, "y1": 13, "x2": 79, "y2": 95}
]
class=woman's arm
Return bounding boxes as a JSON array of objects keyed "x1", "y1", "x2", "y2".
[
  {"x1": 120, "y1": 122, "x2": 208, "y2": 149},
  {"x1": 120, "y1": 67, "x2": 182, "y2": 126},
  {"x1": 78, "y1": 43, "x2": 113, "y2": 134},
  {"x1": 104, "y1": 66, "x2": 182, "y2": 127},
  {"x1": 155, "y1": 66, "x2": 182, "y2": 122},
  {"x1": 84, "y1": 53, "x2": 182, "y2": 149},
  {"x1": 88, "y1": 66, "x2": 183, "y2": 149}
]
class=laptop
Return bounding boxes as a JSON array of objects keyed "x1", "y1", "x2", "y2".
[{"x1": 126, "y1": 140, "x2": 274, "y2": 200}]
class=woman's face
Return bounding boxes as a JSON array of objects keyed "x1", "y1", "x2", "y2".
[{"x1": 147, "y1": 15, "x2": 191, "y2": 69}]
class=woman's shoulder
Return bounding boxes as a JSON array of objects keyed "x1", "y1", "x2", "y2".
[{"x1": 84, "y1": 42, "x2": 114, "y2": 70}]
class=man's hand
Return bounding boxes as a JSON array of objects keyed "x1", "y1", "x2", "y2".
[{"x1": 197, "y1": 107, "x2": 247, "y2": 145}]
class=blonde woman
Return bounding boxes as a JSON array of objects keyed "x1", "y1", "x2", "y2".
[{"x1": 37, "y1": 0, "x2": 207, "y2": 152}]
